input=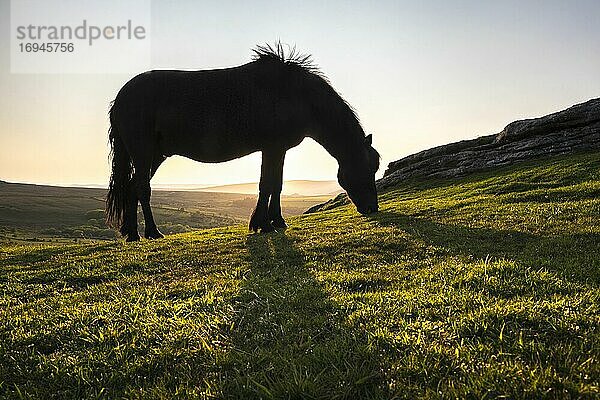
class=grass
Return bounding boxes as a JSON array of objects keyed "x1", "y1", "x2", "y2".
[{"x1": 1, "y1": 152, "x2": 599, "y2": 399}]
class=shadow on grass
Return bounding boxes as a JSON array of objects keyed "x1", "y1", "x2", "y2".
[
  {"x1": 369, "y1": 210, "x2": 600, "y2": 285},
  {"x1": 217, "y1": 232, "x2": 387, "y2": 399}
]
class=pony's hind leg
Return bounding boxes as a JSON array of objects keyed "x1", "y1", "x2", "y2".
[
  {"x1": 138, "y1": 154, "x2": 166, "y2": 239},
  {"x1": 121, "y1": 181, "x2": 140, "y2": 242},
  {"x1": 134, "y1": 173, "x2": 163, "y2": 240},
  {"x1": 129, "y1": 148, "x2": 165, "y2": 240}
]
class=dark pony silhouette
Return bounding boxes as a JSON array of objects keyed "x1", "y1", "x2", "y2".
[{"x1": 106, "y1": 43, "x2": 380, "y2": 241}]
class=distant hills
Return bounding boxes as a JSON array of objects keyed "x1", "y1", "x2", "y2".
[
  {"x1": 24, "y1": 180, "x2": 342, "y2": 197},
  {"x1": 199, "y1": 180, "x2": 342, "y2": 196},
  {"x1": 0, "y1": 180, "x2": 332, "y2": 242}
]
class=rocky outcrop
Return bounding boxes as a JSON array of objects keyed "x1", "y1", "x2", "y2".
[
  {"x1": 306, "y1": 98, "x2": 600, "y2": 213},
  {"x1": 305, "y1": 192, "x2": 348, "y2": 214},
  {"x1": 378, "y1": 98, "x2": 600, "y2": 189}
]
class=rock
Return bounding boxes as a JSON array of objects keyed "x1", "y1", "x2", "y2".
[
  {"x1": 495, "y1": 99, "x2": 600, "y2": 144},
  {"x1": 378, "y1": 98, "x2": 600, "y2": 189},
  {"x1": 304, "y1": 193, "x2": 348, "y2": 213},
  {"x1": 306, "y1": 98, "x2": 600, "y2": 213}
]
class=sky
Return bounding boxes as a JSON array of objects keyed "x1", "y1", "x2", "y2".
[{"x1": 0, "y1": 0, "x2": 599, "y2": 187}]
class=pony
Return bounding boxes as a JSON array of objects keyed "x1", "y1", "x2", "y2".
[{"x1": 106, "y1": 43, "x2": 380, "y2": 241}]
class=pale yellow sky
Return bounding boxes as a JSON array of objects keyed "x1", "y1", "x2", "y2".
[{"x1": 1, "y1": 0, "x2": 599, "y2": 187}]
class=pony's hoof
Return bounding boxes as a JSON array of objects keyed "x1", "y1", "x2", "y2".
[
  {"x1": 125, "y1": 233, "x2": 141, "y2": 242},
  {"x1": 260, "y1": 223, "x2": 275, "y2": 233},
  {"x1": 249, "y1": 221, "x2": 275, "y2": 233},
  {"x1": 271, "y1": 218, "x2": 287, "y2": 229},
  {"x1": 249, "y1": 212, "x2": 269, "y2": 233},
  {"x1": 249, "y1": 220, "x2": 260, "y2": 233},
  {"x1": 145, "y1": 229, "x2": 164, "y2": 240}
]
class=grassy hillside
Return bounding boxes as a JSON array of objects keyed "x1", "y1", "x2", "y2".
[{"x1": 0, "y1": 152, "x2": 599, "y2": 398}]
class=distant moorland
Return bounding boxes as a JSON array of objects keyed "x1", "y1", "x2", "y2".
[{"x1": 0, "y1": 181, "x2": 330, "y2": 243}]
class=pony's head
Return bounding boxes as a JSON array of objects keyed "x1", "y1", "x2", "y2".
[{"x1": 337, "y1": 134, "x2": 380, "y2": 215}]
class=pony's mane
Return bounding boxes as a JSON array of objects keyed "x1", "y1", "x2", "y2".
[
  {"x1": 252, "y1": 42, "x2": 361, "y2": 122},
  {"x1": 253, "y1": 42, "x2": 375, "y2": 160},
  {"x1": 252, "y1": 42, "x2": 321, "y2": 76}
]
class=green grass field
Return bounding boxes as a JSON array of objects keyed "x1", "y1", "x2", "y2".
[{"x1": 1, "y1": 152, "x2": 599, "y2": 399}]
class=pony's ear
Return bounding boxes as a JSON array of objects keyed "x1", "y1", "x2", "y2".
[{"x1": 365, "y1": 134, "x2": 372, "y2": 145}]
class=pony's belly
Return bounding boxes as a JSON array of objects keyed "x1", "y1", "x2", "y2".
[
  {"x1": 176, "y1": 148, "x2": 257, "y2": 163},
  {"x1": 162, "y1": 135, "x2": 259, "y2": 163}
]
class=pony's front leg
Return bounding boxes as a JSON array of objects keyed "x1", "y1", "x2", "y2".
[
  {"x1": 249, "y1": 191, "x2": 273, "y2": 233},
  {"x1": 268, "y1": 191, "x2": 286, "y2": 229},
  {"x1": 250, "y1": 150, "x2": 285, "y2": 233},
  {"x1": 268, "y1": 151, "x2": 287, "y2": 229}
]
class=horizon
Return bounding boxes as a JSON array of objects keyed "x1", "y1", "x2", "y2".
[
  {"x1": 0, "y1": 177, "x2": 342, "y2": 196},
  {"x1": 1, "y1": 0, "x2": 599, "y2": 187}
]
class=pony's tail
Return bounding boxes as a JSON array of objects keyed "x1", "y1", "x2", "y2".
[{"x1": 105, "y1": 105, "x2": 133, "y2": 233}]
